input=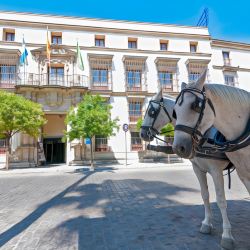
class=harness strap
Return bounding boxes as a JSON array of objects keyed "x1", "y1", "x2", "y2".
[
  {"x1": 220, "y1": 117, "x2": 250, "y2": 152},
  {"x1": 199, "y1": 118, "x2": 250, "y2": 153},
  {"x1": 195, "y1": 151, "x2": 229, "y2": 161},
  {"x1": 223, "y1": 162, "x2": 235, "y2": 189},
  {"x1": 175, "y1": 124, "x2": 203, "y2": 137}
]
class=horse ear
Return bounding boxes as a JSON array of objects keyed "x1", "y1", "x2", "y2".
[
  {"x1": 194, "y1": 69, "x2": 207, "y2": 90},
  {"x1": 181, "y1": 82, "x2": 187, "y2": 90},
  {"x1": 155, "y1": 89, "x2": 162, "y2": 100}
]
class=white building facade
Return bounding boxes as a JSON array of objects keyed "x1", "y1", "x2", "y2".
[{"x1": 0, "y1": 11, "x2": 249, "y2": 166}]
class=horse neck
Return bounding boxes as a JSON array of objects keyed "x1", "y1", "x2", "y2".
[
  {"x1": 206, "y1": 89, "x2": 249, "y2": 140},
  {"x1": 162, "y1": 97, "x2": 175, "y2": 124}
]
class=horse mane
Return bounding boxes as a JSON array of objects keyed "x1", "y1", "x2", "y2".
[{"x1": 204, "y1": 84, "x2": 250, "y2": 108}]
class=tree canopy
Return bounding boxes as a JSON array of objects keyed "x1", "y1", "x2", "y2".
[
  {"x1": 136, "y1": 118, "x2": 143, "y2": 132},
  {"x1": 64, "y1": 94, "x2": 119, "y2": 168},
  {"x1": 0, "y1": 91, "x2": 46, "y2": 169},
  {"x1": 160, "y1": 123, "x2": 174, "y2": 137},
  {"x1": 65, "y1": 94, "x2": 119, "y2": 140}
]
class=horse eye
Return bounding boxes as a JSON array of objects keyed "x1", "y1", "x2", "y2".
[{"x1": 191, "y1": 97, "x2": 203, "y2": 113}]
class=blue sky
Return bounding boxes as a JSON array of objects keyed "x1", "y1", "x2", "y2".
[{"x1": 0, "y1": 0, "x2": 249, "y2": 43}]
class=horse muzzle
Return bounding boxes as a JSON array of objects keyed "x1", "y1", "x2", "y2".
[
  {"x1": 140, "y1": 128, "x2": 154, "y2": 142},
  {"x1": 172, "y1": 136, "x2": 194, "y2": 159}
]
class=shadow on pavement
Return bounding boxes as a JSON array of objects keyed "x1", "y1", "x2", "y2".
[
  {"x1": 0, "y1": 173, "x2": 249, "y2": 250},
  {"x1": 0, "y1": 171, "x2": 94, "y2": 247}
]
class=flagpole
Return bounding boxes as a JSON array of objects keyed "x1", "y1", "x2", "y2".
[
  {"x1": 23, "y1": 34, "x2": 26, "y2": 85},
  {"x1": 76, "y1": 39, "x2": 78, "y2": 77},
  {"x1": 47, "y1": 26, "x2": 50, "y2": 85}
]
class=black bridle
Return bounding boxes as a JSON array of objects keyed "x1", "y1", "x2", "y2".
[
  {"x1": 174, "y1": 87, "x2": 216, "y2": 146},
  {"x1": 173, "y1": 86, "x2": 250, "y2": 153},
  {"x1": 141, "y1": 98, "x2": 173, "y2": 142}
]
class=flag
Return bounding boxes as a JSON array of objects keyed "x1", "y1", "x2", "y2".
[
  {"x1": 46, "y1": 27, "x2": 51, "y2": 65},
  {"x1": 76, "y1": 41, "x2": 84, "y2": 71},
  {"x1": 20, "y1": 36, "x2": 28, "y2": 66}
]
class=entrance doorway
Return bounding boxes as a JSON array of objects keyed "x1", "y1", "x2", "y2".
[{"x1": 43, "y1": 138, "x2": 65, "y2": 164}]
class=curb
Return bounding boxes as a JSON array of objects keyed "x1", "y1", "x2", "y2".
[{"x1": 0, "y1": 161, "x2": 192, "y2": 175}]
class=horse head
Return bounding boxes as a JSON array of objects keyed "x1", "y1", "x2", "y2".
[
  {"x1": 172, "y1": 69, "x2": 216, "y2": 158},
  {"x1": 140, "y1": 90, "x2": 174, "y2": 141}
]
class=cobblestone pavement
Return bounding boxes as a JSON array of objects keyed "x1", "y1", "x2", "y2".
[{"x1": 0, "y1": 166, "x2": 249, "y2": 250}]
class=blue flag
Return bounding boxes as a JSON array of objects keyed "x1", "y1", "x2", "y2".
[{"x1": 20, "y1": 37, "x2": 28, "y2": 66}]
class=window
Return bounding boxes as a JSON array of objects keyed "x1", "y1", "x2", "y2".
[
  {"x1": 5, "y1": 32, "x2": 15, "y2": 42},
  {"x1": 89, "y1": 55, "x2": 113, "y2": 90},
  {"x1": 222, "y1": 51, "x2": 230, "y2": 65},
  {"x1": 224, "y1": 74, "x2": 235, "y2": 87},
  {"x1": 3, "y1": 28, "x2": 15, "y2": 42},
  {"x1": 159, "y1": 71, "x2": 173, "y2": 90},
  {"x1": 51, "y1": 32, "x2": 62, "y2": 44},
  {"x1": 0, "y1": 65, "x2": 16, "y2": 84},
  {"x1": 95, "y1": 35, "x2": 105, "y2": 47},
  {"x1": 131, "y1": 132, "x2": 142, "y2": 151},
  {"x1": 187, "y1": 62, "x2": 207, "y2": 83},
  {"x1": 129, "y1": 101, "x2": 142, "y2": 122},
  {"x1": 0, "y1": 138, "x2": 7, "y2": 154},
  {"x1": 160, "y1": 40, "x2": 168, "y2": 51},
  {"x1": 95, "y1": 135, "x2": 109, "y2": 152},
  {"x1": 49, "y1": 66, "x2": 64, "y2": 85},
  {"x1": 128, "y1": 38, "x2": 137, "y2": 49},
  {"x1": 189, "y1": 72, "x2": 200, "y2": 83},
  {"x1": 92, "y1": 69, "x2": 108, "y2": 86},
  {"x1": 190, "y1": 42, "x2": 197, "y2": 53},
  {"x1": 126, "y1": 70, "x2": 141, "y2": 91}
]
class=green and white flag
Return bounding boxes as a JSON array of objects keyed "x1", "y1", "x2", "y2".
[{"x1": 76, "y1": 41, "x2": 84, "y2": 71}]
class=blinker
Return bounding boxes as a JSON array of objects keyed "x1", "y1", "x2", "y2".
[{"x1": 191, "y1": 96, "x2": 203, "y2": 113}]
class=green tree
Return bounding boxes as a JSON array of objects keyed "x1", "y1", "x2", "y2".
[
  {"x1": 160, "y1": 123, "x2": 174, "y2": 144},
  {"x1": 0, "y1": 91, "x2": 46, "y2": 169},
  {"x1": 64, "y1": 94, "x2": 119, "y2": 169},
  {"x1": 136, "y1": 118, "x2": 143, "y2": 132},
  {"x1": 160, "y1": 123, "x2": 174, "y2": 137}
]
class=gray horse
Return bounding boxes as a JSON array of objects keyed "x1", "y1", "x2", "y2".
[
  {"x1": 140, "y1": 91, "x2": 235, "y2": 249},
  {"x1": 172, "y1": 70, "x2": 250, "y2": 195}
]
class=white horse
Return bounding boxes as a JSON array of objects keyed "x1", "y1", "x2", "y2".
[
  {"x1": 172, "y1": 70, "x2": 250, "y2": 195},
  {"x1": 140, "y1": 91, "x2": 235, "y2": 249}
]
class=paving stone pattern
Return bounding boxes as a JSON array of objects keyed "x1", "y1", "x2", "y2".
[{"x1": 0, "y1": 167, "x2": 249, "y2": 250}]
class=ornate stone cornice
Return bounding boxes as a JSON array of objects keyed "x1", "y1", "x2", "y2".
[
  {"x1": 212, "y1": 39, "x2": 250, "y2": 51},
  {"x1": 213, "y1": 65, "x2": 250, "y2": 72}
]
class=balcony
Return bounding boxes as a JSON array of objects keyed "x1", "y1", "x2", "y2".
[
  {"x1": 129, "y1": 114, "x2": 142, "y2": 123},
  {"x1": 126, "y1": 84, "x2": 147, "y2": 92},
  {"x1": 0, "y1": 73, "x2": 89, "y2": 89},
  {"x1": 158, "y1": 79, "x2": 179, "y2": 93},
  {"x1": 91, "y1": 82, "x2": 112, "y2": 91}
]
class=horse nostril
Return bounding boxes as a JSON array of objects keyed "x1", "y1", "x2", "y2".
[{"x1": 179, "y1": 146, "x2": 185, "y2": 154}]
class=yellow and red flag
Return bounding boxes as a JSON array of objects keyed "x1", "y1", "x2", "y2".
[{"x1": 46, "y1": 27, "x2": 51, "y2": 65}]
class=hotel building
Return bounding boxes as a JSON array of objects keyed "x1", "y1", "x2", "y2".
[{"x1": 0, "y1": 11, "x2": 249, "y2": 166}]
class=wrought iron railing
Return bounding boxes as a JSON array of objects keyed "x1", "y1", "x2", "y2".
[
  {"x1": 91, "y1": 81, "x2": 112, "y2": 91},
  {"x1": 0, "y1": 73, "x2": 89, "y2": 88},
  {"x1": 126, "y1": 83, "x2": 147, "y2": 92},
  {"x1": 95, "y1": 137, "x2": 110, "y2": 152}
]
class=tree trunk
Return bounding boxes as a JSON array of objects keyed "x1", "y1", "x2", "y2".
[
  {"x1": 5, "y1": 137, "x2": 11, "y2": 170},
  {"x1": 90, "y1": 137, "x2": 94, "y2": 170}
]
